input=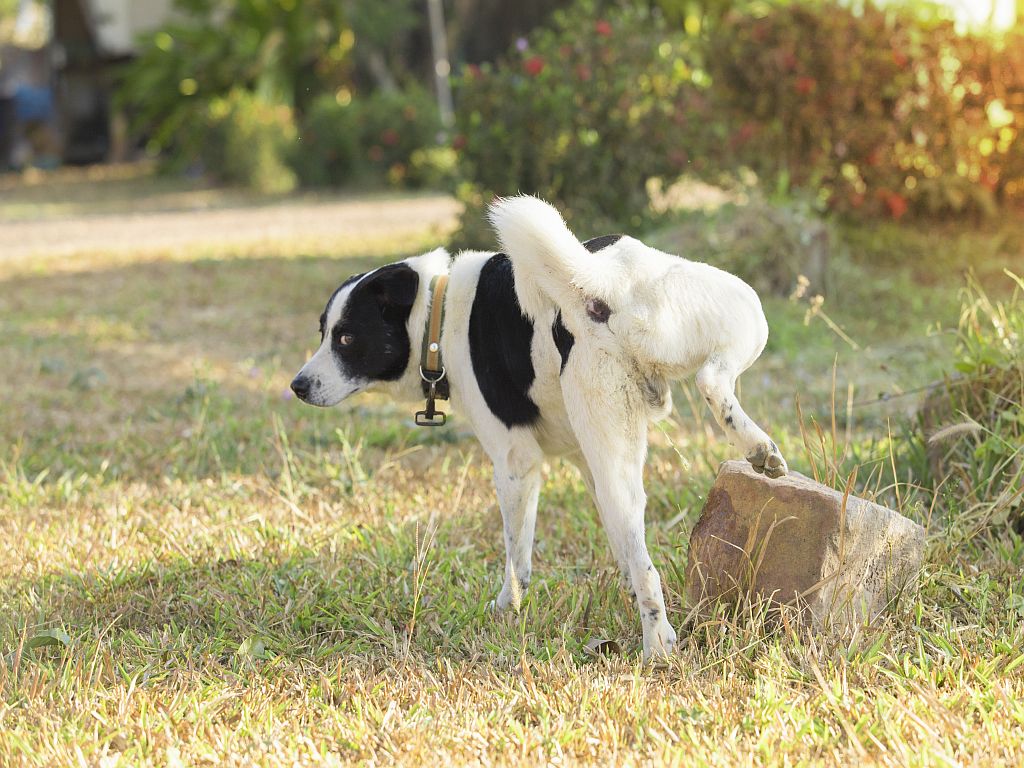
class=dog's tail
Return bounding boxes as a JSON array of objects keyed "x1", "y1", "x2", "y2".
[{"x1": 487, "y1": 195, "x2": 626, "y2": 321}]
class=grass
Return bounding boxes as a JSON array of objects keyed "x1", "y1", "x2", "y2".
[{"x1": 1, "y1": 174, "x2": 1023, "y2": 766}]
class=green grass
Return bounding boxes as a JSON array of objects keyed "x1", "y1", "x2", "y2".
[{"x1": 2, "y1": 178, "x2": 1023, "y2": 765}]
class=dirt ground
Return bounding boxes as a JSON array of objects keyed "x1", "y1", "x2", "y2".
[{"x1": 0, "y1": 192, "x2": 461, "y2": 262}]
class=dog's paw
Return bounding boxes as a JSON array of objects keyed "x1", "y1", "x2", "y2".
[
  {"x1": 746, "y1": 441, "x2": 788, "y2": 479},
  {"x1": 642, "y1": 620, "x2": 677, "y2": 664}
]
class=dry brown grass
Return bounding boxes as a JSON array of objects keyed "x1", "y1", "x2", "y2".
[{"x1": 2, "y1": 178, "x2": 1023, "y2": 766}]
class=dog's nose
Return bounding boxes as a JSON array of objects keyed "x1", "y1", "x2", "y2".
[{"x1": 290, "y1": 375, "x2": 312, "y2": 400}]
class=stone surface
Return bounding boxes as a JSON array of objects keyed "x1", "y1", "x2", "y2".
[{"x1": 686, "y1": 460, "x2": 925, "y2": 628}]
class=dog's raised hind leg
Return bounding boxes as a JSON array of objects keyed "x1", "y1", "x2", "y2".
[{"x1": 695, "y1": 358, "x2": 787, "y2": 478}]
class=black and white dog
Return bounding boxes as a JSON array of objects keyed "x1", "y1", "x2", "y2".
[{"x1": 291, "y1": 196, "x2": 787, "y2": 660}]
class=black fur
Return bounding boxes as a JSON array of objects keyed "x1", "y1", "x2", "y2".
[
  {"x1": 469, "y1": 254, "x2": 540, "y2": 427},
  {"x1": 586, "y1": 298, "x2": 611, "y2": 323},
  {"x1": 328, "y1": 264, "x2": 419, "y2": 383},
  {"x1": 583, "y1": 234, "x2": 623, "y2": 253},
  {"x1": 320, "y1": 272, "x2": 365, "y2": 339},
  {"x1": 551, "y1": 312, "x2": 574, "y2": 373},
  {"x1": 547, "y1": 235, "x2": 621, "y2": 373}
]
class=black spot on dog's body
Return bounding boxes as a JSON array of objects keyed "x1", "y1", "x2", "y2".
[
  {"x1": 586, "y1": 298, "x2": 612, "y2": 324},
  {"x1": 551, "y1": 312, "x2": 574, "y2": 373},
  {"x1": 548, "y1": 236, "x2": 621, "y2": 373},
  {"x1": 469, "y1": 254, "x2": 540, "y2": 428},
  {"x1": 583, "y1": 234, "x2": 623, "y2": 253},
  {"x1": 328, "y1": 264, "x2": 419, "y2": 383},
  {"x1": 582, "y1": 235, "x2": 620, "y2": 324}
]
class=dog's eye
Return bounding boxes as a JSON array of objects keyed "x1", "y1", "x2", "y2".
[{"x1": 338, "y1": 334, "x2": 354, "y2": 346}]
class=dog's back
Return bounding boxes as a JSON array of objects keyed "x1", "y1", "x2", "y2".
[{"x1": 489, "y1": 195, "x2": 769, "y2": 378}]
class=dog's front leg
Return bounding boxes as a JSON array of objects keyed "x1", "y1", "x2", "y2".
[
  {"x1": 491, "y1": 440, "x2": 544, "y2": 611},
  {"x1": 562, "y1": 357, "x2": 677, "y2": 662}
]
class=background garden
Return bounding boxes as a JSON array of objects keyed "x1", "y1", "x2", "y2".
[{"x1": 1, "y1": 0, "x2": 1023, "y2": 765}]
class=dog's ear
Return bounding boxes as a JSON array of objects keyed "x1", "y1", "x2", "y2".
[{"x1": 365, "y1": 264, "x2": 419, "y2": 308}]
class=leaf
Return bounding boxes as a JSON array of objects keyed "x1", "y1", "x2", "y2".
[
  {"x1": 27, "y1": 629, "x2": 72, "y2": 649},
  {"x1": 583, "y1": 637, "x2": 622, "y2": 657},
  {"x1": 236, "y1": 636, "x2": 269, "y2": 660}
]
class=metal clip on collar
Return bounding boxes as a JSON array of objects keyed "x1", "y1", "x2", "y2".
[{"x1": 416, "y1": 366, "x2": 447, "y2": 427}]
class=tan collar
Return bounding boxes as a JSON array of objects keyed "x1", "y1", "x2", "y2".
[{"x1": 415, "y1": 274, "x2": 449, "y2": 426}]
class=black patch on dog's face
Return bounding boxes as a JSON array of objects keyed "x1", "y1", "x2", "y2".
[
  {"x1": 469, "y1": 254, "x2": 540, "y2": 427},
  {"x1": 327, "y1": 264, "x2": 419, "y2": 383},
  {"x1": 551, "y1": 311, "x2": 574, "y2": 373},
  {"x1": 583, "y1": 234, "x2": 623, "y2": 253},
  {"x1": 320, "y1": 272, "x2": 365, "y2": 340}
]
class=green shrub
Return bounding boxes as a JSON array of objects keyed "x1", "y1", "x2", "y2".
[
  {"x1": 293, "y1": 94, "x2": 360, "y2": 187},
  {"x1": 451, "y1": 0, "x2": 708, "y2": 245},
  {"x1": 451, "y1": 0, "x2": 1023, "y2": 232},
  {"x1": 202, "y1": 89, "x2": 298, "y2": 194},
  {"x1": 701, "y1": 3, "x2": 1022, "y2": 218},
  {"x1": 294, "y1": 86, "x2": 441, "y2": 188},
  {"x1": 355, "y1": 86, "x2": 442, "y2": 187}
]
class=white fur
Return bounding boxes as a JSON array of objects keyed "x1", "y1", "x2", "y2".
[{"x1": 294, "y1": 198, "x2": 787, "y2": 662}]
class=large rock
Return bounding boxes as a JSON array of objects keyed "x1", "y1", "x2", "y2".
[{"x1": 686, "y1": 460, "x2": 925, "y2": 628}]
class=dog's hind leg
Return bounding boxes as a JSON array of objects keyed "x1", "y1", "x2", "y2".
[
  {"x1": 562, "y1": 352, "x2": 677, "y2": 662},
  {"x1": 695, "y1": 357, "x2": 787, "y2": 478},
  {"x1": 491, "y1": 437, "x2": 544, "y2": 611}
]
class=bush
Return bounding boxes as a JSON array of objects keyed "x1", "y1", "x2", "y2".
[
  {"x1": 700, "y1": 3, "x2": 1022, "y2": 218},
  {"x1": 293, "y1": 94, "x2": 361, "y2": 187},
  {"x1": 354, "y1": 86, "x2": 443, "y2": 187},
  {"x1": 451, "y1": 0, "x2": 1024, "y2": 232},
  {"x1": 202, "y1": 89, "x2": 298, "y2": 194},
  {"x1": 294, "y1": 86, "x2": 442, "y2": 188},
  {"x1": 451, "y1": 0, "x2": 708, "y2": 245}
]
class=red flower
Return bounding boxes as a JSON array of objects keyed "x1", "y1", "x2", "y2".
[
  {"x1": 452, "y1": 134, "x2": 467, "y2": 151},
  {"x1": 795, "y1": 76, "x2": 816, "y2": 95},
  {"x1": 892, "y1": 49, "x2": 908, "y2": 68},
  {"x1": 595, "y1": 19, "x2": 612, "y2": 37},
  {"x1": 381, "y1": 128, "x2": 400, "y2": 147},
  {"x1": 881, "y1": 190, "x2": 908, "y2": 219},
  {"x1": 737, "y1": 122, "x2": 757, "y2": 142},
  {"x1": 523, "y1": 56, "x2": 545, "y2": 77},
  {"x1": 576, "y1": 64, "x2": 592, "y2": 82}
]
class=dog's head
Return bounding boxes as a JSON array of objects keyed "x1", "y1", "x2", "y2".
[{"x1": 291, "y1": 262, "x2": 420, "y2": 407}]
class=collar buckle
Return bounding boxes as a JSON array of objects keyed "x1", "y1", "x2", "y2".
[{"x1": 415, "y1": 366, "x2": 447, "y2": 427}]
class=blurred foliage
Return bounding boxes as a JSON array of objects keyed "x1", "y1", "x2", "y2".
[
  {"x1": 701, "y1": 3, "x2": 1024, "y2": 218},
  {"x1": 450, "y1": 0, "x2": 706, "y2": 245},
  {"x1": 449, "y1": 0, "x2": 1024, "y2": 239},
  {"x1": 648, "y1": 194, "x2": 829, "y2": 296},
  {"x1": 201, "y1": 88, "x2": 298, "y2": 194},
  {"x1": 118, "y1": 0, "x2": 415, "y2": 157},
  {"x1": 294, "y1": 85, "x2": 442, "y2": 188}
]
